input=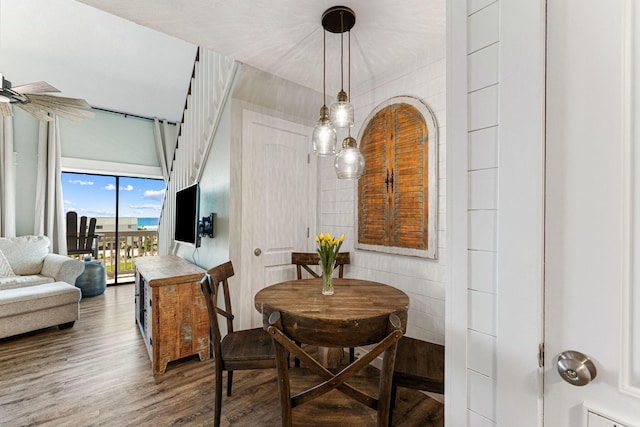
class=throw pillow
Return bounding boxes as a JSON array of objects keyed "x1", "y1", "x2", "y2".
[
  {"x1": 0, "y1": 249, "x2": 16, "y2": 278},
  {"x1": 0, "y1": 235, "x2": 50, "y2": 275}
]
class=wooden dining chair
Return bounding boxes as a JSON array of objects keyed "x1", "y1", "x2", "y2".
[
  {"x1": 291, "y1": 251, "x2": 351, "y2": 279},
  {"x1": 265, "y1": 308, "x2": 403, "y2": 427},
  {"x1": 290, "y1": 251, "x2": 354, "y2": 364},
  {"x1": 200, "y1": 261, "x2": 276, "y2": 427},
  {"x1": 391, "y1": 336, "x2": 445, "y2": 419}
]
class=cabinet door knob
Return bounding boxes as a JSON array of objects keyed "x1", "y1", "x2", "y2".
[{"x1": 254, "y1": 248, "x2": 262, "y2": 256}]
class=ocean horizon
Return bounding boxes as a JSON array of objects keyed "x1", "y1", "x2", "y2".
[{"x1": 137, "y1": 217, "x2": 159, "y2": 229}]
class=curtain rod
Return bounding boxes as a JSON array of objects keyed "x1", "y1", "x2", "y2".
[{"x1": 91, "y1": 106, "x2": 178, "y2": 126}]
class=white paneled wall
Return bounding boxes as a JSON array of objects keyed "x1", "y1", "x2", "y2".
[
  {"x1": 448, "y1": 0, "x2": 546, "y2": 423},
  {"x1": 158, "y1": 48, "x2": 236, "y2": 255},
  {"x1": 467, "y1": 1, "x2": 499, "y2": 426},
  {"x1": 318, "y1": 51, "x2": 447, "y2": 345}
]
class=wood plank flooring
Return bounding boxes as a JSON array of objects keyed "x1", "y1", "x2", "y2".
[{"x1": 0, "y1": 284, "x2": 443, "y2": 426}]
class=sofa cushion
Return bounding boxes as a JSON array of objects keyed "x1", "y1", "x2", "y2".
[
  {"x1": 0, "y1": 249, "x2": 16, "y2": 278},
  {"x1": 0, "y1": 282, "x2": 81, "y2": 318},
  {"x1": 0, "y1": 235, "x2": 50, "y2": 275},
  {"x1": 0, "y1": 275, "x2": 54, "y2": 291}
]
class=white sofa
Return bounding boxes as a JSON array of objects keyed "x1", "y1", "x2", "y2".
[{"x1": 0, "y1": 236, "x2": 85, "y2": 339}]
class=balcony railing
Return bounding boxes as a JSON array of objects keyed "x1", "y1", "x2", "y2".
[{"x1": 70, "y1": 230, "x2": 159, "y2": 282}]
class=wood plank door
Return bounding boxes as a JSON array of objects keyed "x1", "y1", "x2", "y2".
[
  {"x1": 241, "y1": 110, "x2": 315, "y2": 328},
  {"x1": 544, "y1": 0, "x2": 640, "y2": 424}
]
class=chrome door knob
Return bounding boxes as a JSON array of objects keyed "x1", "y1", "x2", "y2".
[
  {"x1": 254, "y1": 248, "x2": 262, "y2": 256},
  {"x1": 557, "y1": 350, "x2": 597, "y2": 386}
]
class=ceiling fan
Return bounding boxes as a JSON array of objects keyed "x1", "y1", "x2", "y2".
[{"x1": 0, "y1": 73, "x2": 94, "y2": 122}]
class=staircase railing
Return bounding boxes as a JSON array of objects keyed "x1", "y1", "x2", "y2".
[{"x1": 157, "y1": 47, "x2": 238, "y2": 255}]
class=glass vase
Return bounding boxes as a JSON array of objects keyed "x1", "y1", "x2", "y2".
[{"x1": 321, "y1": 262, "x2": 335, "y2": 295}]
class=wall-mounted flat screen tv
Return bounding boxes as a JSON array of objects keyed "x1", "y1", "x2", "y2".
[{"x1": 174, "y1": 183, "x2": 200, "y2": 247}]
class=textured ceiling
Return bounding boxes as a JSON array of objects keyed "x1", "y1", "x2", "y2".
[
  {"x1": 77, "y1": 0, "x2": 446, "y2": 96},
  {"x1": 1, "y1": 0, "x2": 445, "y2": 123},
  {"x1": 0, "y1": 0, "x2": 197, "y2": 123}
]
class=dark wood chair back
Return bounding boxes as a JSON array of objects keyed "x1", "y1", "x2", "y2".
[
  {"x1": 66, "y1": 211, "x2": 98, "y2": 258},
  {"x1": 265, "y1": 308, "x2": 403, "y2": 427},
  {"x1": 202, "y1": 261, "x2": 236, "y2": 359},
  {"x1": 291, "y1": 251, "x2": 350, "y2": 279},
  {"x1": 394, "y1": 337, "x2": 444, "y2": 393},
  {"x1": 390, "y1": 336, "x2": 445, "y2": 421},
  {"x1": 200, "y1": 261, "x2": 276, "y2": 427}
]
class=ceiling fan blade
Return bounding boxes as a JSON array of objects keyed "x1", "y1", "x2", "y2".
[
  {"x1": 27, "y1": 94, "x2": 92, "y2": 110},
  {"x1": 16, "y1": 103, "x2": 54, "y2": 122},
  {"x1": 12, "y1": 81, "x2": 60, "y2": 95},
  {"x1": 27, "y1": 96, "x2": 94, "y2": 119},
  {"x1": 0, "y1": 102, "x2": 13, "y2": 117},
  {"x1": 4, "y1": 79, "x2": 94, "y2": 122}
]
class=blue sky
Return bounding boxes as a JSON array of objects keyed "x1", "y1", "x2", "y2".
[{"x1": 62, "y1": 172, "x2": 166, "y2": 218}]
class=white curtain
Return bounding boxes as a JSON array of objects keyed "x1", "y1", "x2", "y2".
[
  {"x1": 34, "y1": 117, "x2": 67, "y2": 253},
  {"x1": 0, "y1": 114, "x2": 16, "y2": 237}
]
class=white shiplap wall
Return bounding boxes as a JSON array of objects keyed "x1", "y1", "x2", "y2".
[
  {"x1": 464, "y1": 0, "x2": 546, "y2": 425},
  {"x1": 317, "y1": 51, "x2": 447, "y2": 346},
  {"x1": 467, "y1": 1, "x2": 499, "y2": 426}
]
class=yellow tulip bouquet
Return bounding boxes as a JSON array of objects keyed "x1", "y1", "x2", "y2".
[{"x1": 315, "y1": 232, "x2": 345, "y2": 295}]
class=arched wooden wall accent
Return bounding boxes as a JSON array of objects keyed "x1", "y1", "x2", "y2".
[{"x1": 356, "y1": 96, "x2": 438, "y2": 259}]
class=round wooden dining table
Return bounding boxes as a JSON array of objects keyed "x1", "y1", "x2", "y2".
[{"x1": 254, "y1": 278, "x2": 410, "y2": 335}]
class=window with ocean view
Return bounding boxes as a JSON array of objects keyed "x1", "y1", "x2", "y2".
[{"x1": 61, "y1": 172, "x2": 166, "y2": 284}]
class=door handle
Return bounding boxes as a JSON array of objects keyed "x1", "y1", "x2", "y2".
[
  {"x1": 556, "y1": 350, "x2": 597, "y2": 386},
  {"x1": 254, "y1": 248, "x2": 262, "y2": 256}
]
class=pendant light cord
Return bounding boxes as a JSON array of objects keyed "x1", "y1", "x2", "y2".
[
  {"x1": 323, "y1": 29, "x2": 326, "y2": 106},
  {"x1": 347, "y1": 28, "x2": 353, "y2": 139},
  {"x1": 348, "y1": 29, "x2": 351, "y2": 99},
  {"x1": 340, "y1": 11, "x2": 344, "y2": 91}
]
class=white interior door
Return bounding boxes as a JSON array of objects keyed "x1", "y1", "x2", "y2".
[
  {"x1": 545, "y1": 0, "x2": 640, "y2": 425},
  {"x1": 241, "y1": 110, "x2": 315, "y2": 328}
]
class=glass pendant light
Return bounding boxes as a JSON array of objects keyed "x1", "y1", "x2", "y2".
[
  {"x1": 330, "y1": 89, "x2": 354, "y2": 129},
  {"x1": 311, "y1": 30, "x2": 337, "y2": 156},
  {"x1": 321, "y1": 6, "x2": 362, "y2": 179},
  {"x1": 334, "y1": 133, "x2": 365, "y2": 179},
  {"x1": 329, "y1": 10, "x2": 354, "y2": 129},
  {"x1": 312, "y1": 106, "x2": 336, "y2": 155}
]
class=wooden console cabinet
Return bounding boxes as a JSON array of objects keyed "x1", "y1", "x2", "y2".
[{"x1": 134, "y1": 255, "x2": 209, "y2": 375}]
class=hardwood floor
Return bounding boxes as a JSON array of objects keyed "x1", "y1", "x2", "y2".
[{"x1": 0, "y1": 285, "x2": 443, "y2": 426}]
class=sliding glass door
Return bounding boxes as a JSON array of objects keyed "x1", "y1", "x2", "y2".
[{"x1": 62, "y1": 172, "x2": 165, "y2": 284}]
